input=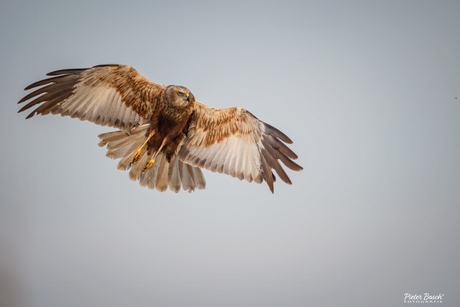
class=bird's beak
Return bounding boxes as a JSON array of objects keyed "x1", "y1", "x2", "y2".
[{"x1": 186, "y1": 93, "x2": 190, "y2": 101}]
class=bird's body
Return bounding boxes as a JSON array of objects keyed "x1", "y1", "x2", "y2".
[
  {"x1": 18, "y1": 64, "x2": 302, "y2": 193},
  {"x1": 143, "y1": 85, "x2": 196, "y2": 164}
]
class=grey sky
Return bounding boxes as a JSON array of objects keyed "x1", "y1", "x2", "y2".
[{"x1": 1, "y1": 1, "x2": 459, "y2": 306}]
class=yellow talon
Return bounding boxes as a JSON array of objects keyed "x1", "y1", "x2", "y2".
[
  {"x1": 130, "y1": 133, "x2": 155, "y2": 165},
  {"x1": 143, "y1": 159, "x2": 156, "y2": 172},
  {"x1": 141, "y1": 136, "x2": 165, "y2": 172},
  {"x1": 130, "y1": 149, "x2": 142, "y2": 164}
]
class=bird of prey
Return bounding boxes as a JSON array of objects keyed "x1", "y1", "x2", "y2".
[{"x1": 18, "y1": 64, "x2": 302, "y2": 193}]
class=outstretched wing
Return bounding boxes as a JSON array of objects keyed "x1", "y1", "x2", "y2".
[
  {"x1": 178, "y1": 101, "x2": 303, "y2": 193},
  {"x1": 18, "y1": 64, "x2": 165, "y2": 132}
]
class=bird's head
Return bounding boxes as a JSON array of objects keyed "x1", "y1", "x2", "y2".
[{"x1": 166, "y1": 85, "x2": 195, "y2": 108}]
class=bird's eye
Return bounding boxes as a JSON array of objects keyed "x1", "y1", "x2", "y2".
[{"x1": 177, "y1": 91, "x2": 184, "y2": 96}]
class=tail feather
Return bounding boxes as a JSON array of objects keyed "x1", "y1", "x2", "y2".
[
  {"x1": 179, "y1": 161, "x2": 194, "y2": 192},
  {"x1": 98, "y1": 124, "x2": 206, "y2": 193},
  {"x1": 139, "y1": 152, "x2": 162, "y2": 189},
  {"x1": 106, "y1": 137, "x2": 143, "y2": 159},
  {"x1": 192, "y1": 166, "x2": 206, "y2": 190},
  {"x1": 168, "y1": 156, "x2": 181, "y2": 193},
  {"x1": 129, "y1": 147, "x2": 150, "y2": 181},
  {"x1": 155, "y1": 153, "x2": 170, "y2": 192},
  {"x1": 106, "y1": 132, "x2": 144, "y2": 150},
  {"x1": 98, "y1": 130, "x2": 129, "y2": 147},
  {"x1": 117, "y1": 151, "x2": 135, "y2": 170}
]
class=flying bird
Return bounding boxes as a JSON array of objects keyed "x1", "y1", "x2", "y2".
[{"x1": 18, "y1": 64, "x2": 302, "y2": 193}]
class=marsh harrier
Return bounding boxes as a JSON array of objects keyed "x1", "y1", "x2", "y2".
[{"x1": 18, "y1": 64, "x2": 302, "y2": 193}]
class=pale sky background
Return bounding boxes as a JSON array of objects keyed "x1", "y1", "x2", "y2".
[{"x1": 1, "y1": 1, "x2": 459, "y2": 306}]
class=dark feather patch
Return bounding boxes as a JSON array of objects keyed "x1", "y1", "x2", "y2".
[{"x1": 46, "y1": 68, "x2": 87, "y2": 76}]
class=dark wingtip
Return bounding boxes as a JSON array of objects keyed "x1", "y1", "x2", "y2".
[
  {"x1": 92, "y1": 64, "x2": 121, "y2": 68},
  {"x1": 45, "y1": 64, "x2": 121, "y2": 76},
  {"x1": 46, "y1": 68, "x2": 87, "y2": 76},
  {"x1": 264, "y1": 122, "x2": 293, "y2": 144},
  {"x1": 25, "y1": 111, "x2": 35, "y2": 119}
]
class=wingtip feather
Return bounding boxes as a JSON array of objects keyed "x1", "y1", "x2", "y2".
[{"x1": 46, "y1": 68, "x2": 87, "y2": 76}]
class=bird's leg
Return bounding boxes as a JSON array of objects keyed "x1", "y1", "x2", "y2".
[
  {"x1": 130, "y1": 130, "x2": 155, "y2": 164},
  {"x1": 143, "y1": 137, "x2": 168, "y2": 172}
]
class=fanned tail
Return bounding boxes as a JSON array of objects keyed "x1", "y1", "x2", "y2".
[{"x1": 98, "y1": 124, "x2": 206, "y2": 193}]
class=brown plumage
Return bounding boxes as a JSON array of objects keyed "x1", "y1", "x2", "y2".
[{"x1": 18, "y1": 64, "x2": 302, "y2": 193}]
